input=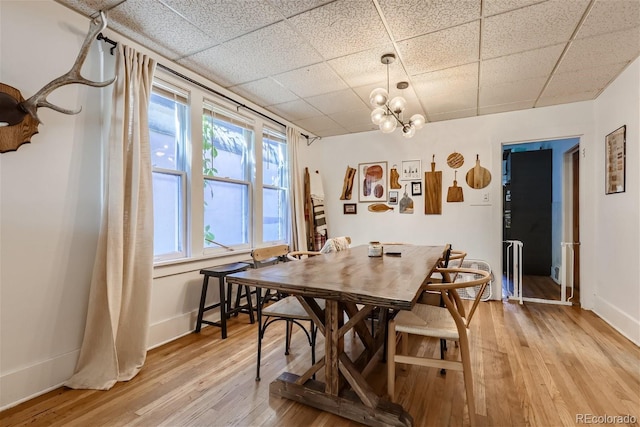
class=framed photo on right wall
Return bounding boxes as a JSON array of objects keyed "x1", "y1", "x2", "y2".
[{"x1": 605, "y1": 125, "x2": 626, "y2": 195}]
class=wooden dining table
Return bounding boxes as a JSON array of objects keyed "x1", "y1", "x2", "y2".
[{"x1": 227, "y1": 244, "x2": 444, "y2": 427}]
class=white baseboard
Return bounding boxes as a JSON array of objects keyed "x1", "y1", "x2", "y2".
[
  {"x1": 593, "y1": 296, "x2": 640, "y2": 346},
  {"x1": 0, "y1": 350, "x2": 79, "y2": 411},
  {"x1": 0, "y1": 309, "x2": 221, "y2": 411}
]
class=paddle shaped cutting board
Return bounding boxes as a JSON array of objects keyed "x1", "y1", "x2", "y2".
[
  {"x1": 466, "y1": 154, "x2": 491, "y2": 189},
  {"x1": 447, "y1": 170, "x2": 464, "y2": 202},
  {"x1": 424, "y1": 155, "x2": 442, "y2": 214}
]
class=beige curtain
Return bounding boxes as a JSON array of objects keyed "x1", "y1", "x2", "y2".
[
  {"x1": 287, "y1": 127, "x2": 307, "y2": 252},
  {"x1": 65, "y1": 45, "x2": 156, "y2": 390}
]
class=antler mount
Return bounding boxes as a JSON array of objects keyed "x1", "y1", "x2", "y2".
[{"x1": 0, "y1": 11, "x2": 116, "y2": 153}]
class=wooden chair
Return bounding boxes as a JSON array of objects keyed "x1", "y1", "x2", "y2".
[
  {"x1": 251, "y1": 244, "x2": 322, "y2": 381},
  {"x1": 387, "y1": 266, "x2": 491, "y2": 427}
]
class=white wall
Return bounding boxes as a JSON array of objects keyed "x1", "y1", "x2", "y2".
[
  {"x1": 593, "y1": 59, "x2": 640, "y2": 344},
  {"x1": 1, "y1": 0, "x2": 638, "y2": 411},
  {"x1": 1, "y1": 0, "x2": 105, "y2": 408}
]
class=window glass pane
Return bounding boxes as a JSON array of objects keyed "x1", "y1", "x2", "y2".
[
  {"x1": 263, "y1": 187, "x2": 287, "y2": 242},
  {"x1": 203, "y1": 115, "x2": 250, "y2": 180},
  {"x1": 263, "y1": 137, "x2": 287, "y2": 187},
  {"x1": 204, "y1": 180, "x2": 249, "y2": 247},
  {"x1": 153, "y1": 172, "x2": 183, "y2": 255},
  {"x1": 149, "y1": 92, "x2": 186, "y2": 170}
]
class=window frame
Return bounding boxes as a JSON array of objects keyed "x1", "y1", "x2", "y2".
[{"x1": 150, "y1": 70, "x2": 290, "y2": 266}]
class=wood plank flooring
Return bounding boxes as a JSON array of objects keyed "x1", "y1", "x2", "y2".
[{"x1": 2, "y1": 301, "x2": 638, "y2": 427}]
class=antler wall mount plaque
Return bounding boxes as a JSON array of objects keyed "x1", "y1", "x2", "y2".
[{"x1": 0, "y1": 11, "x2": 116, "y2": 153}]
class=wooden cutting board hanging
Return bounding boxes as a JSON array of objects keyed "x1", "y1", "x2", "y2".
[
  {"x1": 447, "y1": 170, "x2": 464, "y2": 202},
  {"x1": 465, "y1": 154, "x2": 491, "y2": 189},
  {"x1": 424, "y1": 155, "x2": 442, "y2": 214},
  {"x1": 368, "y1": 203, "x2": 394, "y2": 212}
]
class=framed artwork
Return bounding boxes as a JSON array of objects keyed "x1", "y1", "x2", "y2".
[
  {"x1": 411, "y1": 181, "x2": 422, "y2": 196},
  {"x1": 358, "y1": 161, "x2": 388, "y2": 202},
  {"x1": 605, "y1": 125, "x2": 626, "y2": 195},
  {"x1": 401, "y1": 159, "x2": 422, "y2": 180},
  {"x1": 388, "y1": 190, "x2": 399, "y2": 205},
  {"x1": 343, "y1": 203, "x2": 357, "y2": 214}
]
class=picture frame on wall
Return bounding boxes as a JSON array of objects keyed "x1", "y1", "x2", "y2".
[
  {"x1": 411, "y1": 181, "x2": 422, "y2": 196},
  {"x1": 605, "y1": 125, "x2": 626, "y2": 195},
  {"x1": 389, "y1": 190, "x2": 399, "y2": 205},
  {"x1": 358, "y1": 161, "x2": 388, "y2": 202},
  {"x1": 401, "y1": 159, "x2": 422, "y2": 180},
  {"x1": 343, "y1": 203, "x2": 357, "y2": 214}
]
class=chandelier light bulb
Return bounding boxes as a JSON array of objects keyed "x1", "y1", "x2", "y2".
[
  {"x1": 379, "y1": 115, "x2": 397, "y2": 133},
  {"x1": 402, "y1": 123, "x2": 416, "y2": 138},
  {"x1": 369, "y1": 88, "x2": 388, "y2": 108},
  {"x1": 389, "y1": 96, "x2": 406, "y2": 114},
  {"x1": 371, "y1": 107, "x2": 386, "y2": 125},
  {"x1": 410, "y1": 113, "x2": 426, "y2": 129}
]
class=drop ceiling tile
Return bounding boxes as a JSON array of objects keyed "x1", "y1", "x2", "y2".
[
  {"x1": 397, "y1": 21, "x2": 480, "y2": 75},
  {"x1": 429, "y1": 108, "x2": 477, "y2": 122},
  {"x1": 305, "y1": 90, "x2": 369, "y2": 115},
  {"x1": 294, "y1": 115, "x2": 345, "y2": 133},
  {"x1": 327, "y1": 45, "x2": 400, "y2": 88},
  {"x1": 314, "y1": 127, "x2": 350, "y2": 138},
  {"x1": 576, "y1": 0, "x2": 640, "y2": 39},
  {"x1": 161, "y1": 0, "x2": 282, "y2": 45},
  {"x1": 328, "y1": 107, "x2": 374, "y2": 128},
  {"x1": 344, "y1": 122, "x2": 380, "y2": 134},
  {"x1": 543, "y1": 63, "x2": 623, "y2": 98},
  {"x1": 56, "y1": 0, "x2": 124, "y2": 16},
  {"x1": 273, "y1": 63, "x2": 348, "y2": 98},
  {"x1": 412, "y1": 63, "x2": 479, "y2": 98},
  {"x1": 482, "y1": 0, "x2": 545, "y2": 17},
  {"x1": 287, "y1": 0, "x2": 389, "y2": 59},
  {"x1": 106, "y1": 1, "x2": 217, "y2": 60},
  {"x1": 269, "y1": 0, "x2": 334, "y2": 17},
  {"x1": 377, "y1": 0, "x2": 480, "y2": 41},
  {"x1": 558, "y1": 27, "x2": 640, "y2": 73},
  {"x1": 179, "y1": 21, "x2": 322, "y2": 86},
  {"x1": 479, "y1": 100, "x2": 535, "y2": 115},
  {"x1": 230, "y1": 78, "x2": 299, "y2": 107},
  {"x1": 482, "y1": 0, "x2": 589, "y2": 59},
  {"x1": 536, "y1": 91, "x2": 597, "y2": 107},
  {"x1": 423, "y1": 88, "x2": 477, "y2": 115},
  {"x1": 268, "y1": 99, "x2": 323, "y2": 121},
  {"x1": 480, "y1": 44, "x2": 564, "y2": 86},
  {"x1": 479, "y1": 77, "x2": 546, "y2": 106}
]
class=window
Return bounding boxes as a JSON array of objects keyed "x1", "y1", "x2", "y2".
[
  {"x1": 202, "y1": 104, "x2": 253, "y2": 250},
  {"x1": 262, "y1": 128, "x2": 289, "y2": 242},
  {"x1": 149, "y1": 81, "x2": 188, "y2": 260},
  {"x1": 149, "y1": 71, "x2": 290, "y2": 263}
]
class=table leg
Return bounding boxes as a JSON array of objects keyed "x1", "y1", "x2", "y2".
[{"x1": 269, "y1": 300, "x2": 413, "y2": 427}]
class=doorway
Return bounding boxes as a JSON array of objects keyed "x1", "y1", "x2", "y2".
[{"x1": 502, "y1": 137, "x2": 580, "y2": 305}]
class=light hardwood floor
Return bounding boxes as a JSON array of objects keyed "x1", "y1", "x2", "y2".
[{"x1": 2, "y1": 301, "x2": 638, "y2": 427}]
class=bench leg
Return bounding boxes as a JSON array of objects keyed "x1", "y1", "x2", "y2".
[{"x1": 195, "y1": 277, "x2": 209, "y2": 333}]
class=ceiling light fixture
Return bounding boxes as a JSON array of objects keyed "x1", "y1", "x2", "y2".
[{"x1": 369, "y1": 53, "x2": 425, "y2": 138}]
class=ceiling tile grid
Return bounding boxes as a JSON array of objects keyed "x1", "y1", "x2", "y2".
[
  {"x1": 482, "y1": 0, "x2": 589, "y2": 59},
  {"x1": 377, "y1": 0, "x2": 480, "y2": 41},
  {"x1": 286, "y1": 0, "x2": 390, "y2": 59},
  {"x1": 397, "y1": 21, "x2": 481, "y2": 75},
  {"x1": 53, "y1": 0, "x2": 640, "y2": 138},
  {"x1": 160, "y1": 0, "x2": 283, "y2": 46}
]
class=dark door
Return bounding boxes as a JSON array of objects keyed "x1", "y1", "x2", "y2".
[
  {"x1": 510, "y1": 150, "x2": 552, "y2": 275},
  {"x1": 572, "y1": 150, "x2": 580, "y2": 293}
]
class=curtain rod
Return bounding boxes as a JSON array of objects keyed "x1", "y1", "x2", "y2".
[
  {"x1": 95, "y1": 34, "x2": 312, "y2": 141},
  {"x1": 158, "y1": 64, "x2": 312, "y2": 140}
]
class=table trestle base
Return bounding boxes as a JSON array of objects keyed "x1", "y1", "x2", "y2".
[{"x1": 270, "y1": 372, "x2": 413, "y2": 427}]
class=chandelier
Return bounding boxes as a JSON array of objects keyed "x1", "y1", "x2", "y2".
[{"x1": 369, "y1": 53, "x2": 425, "y2": 138}]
